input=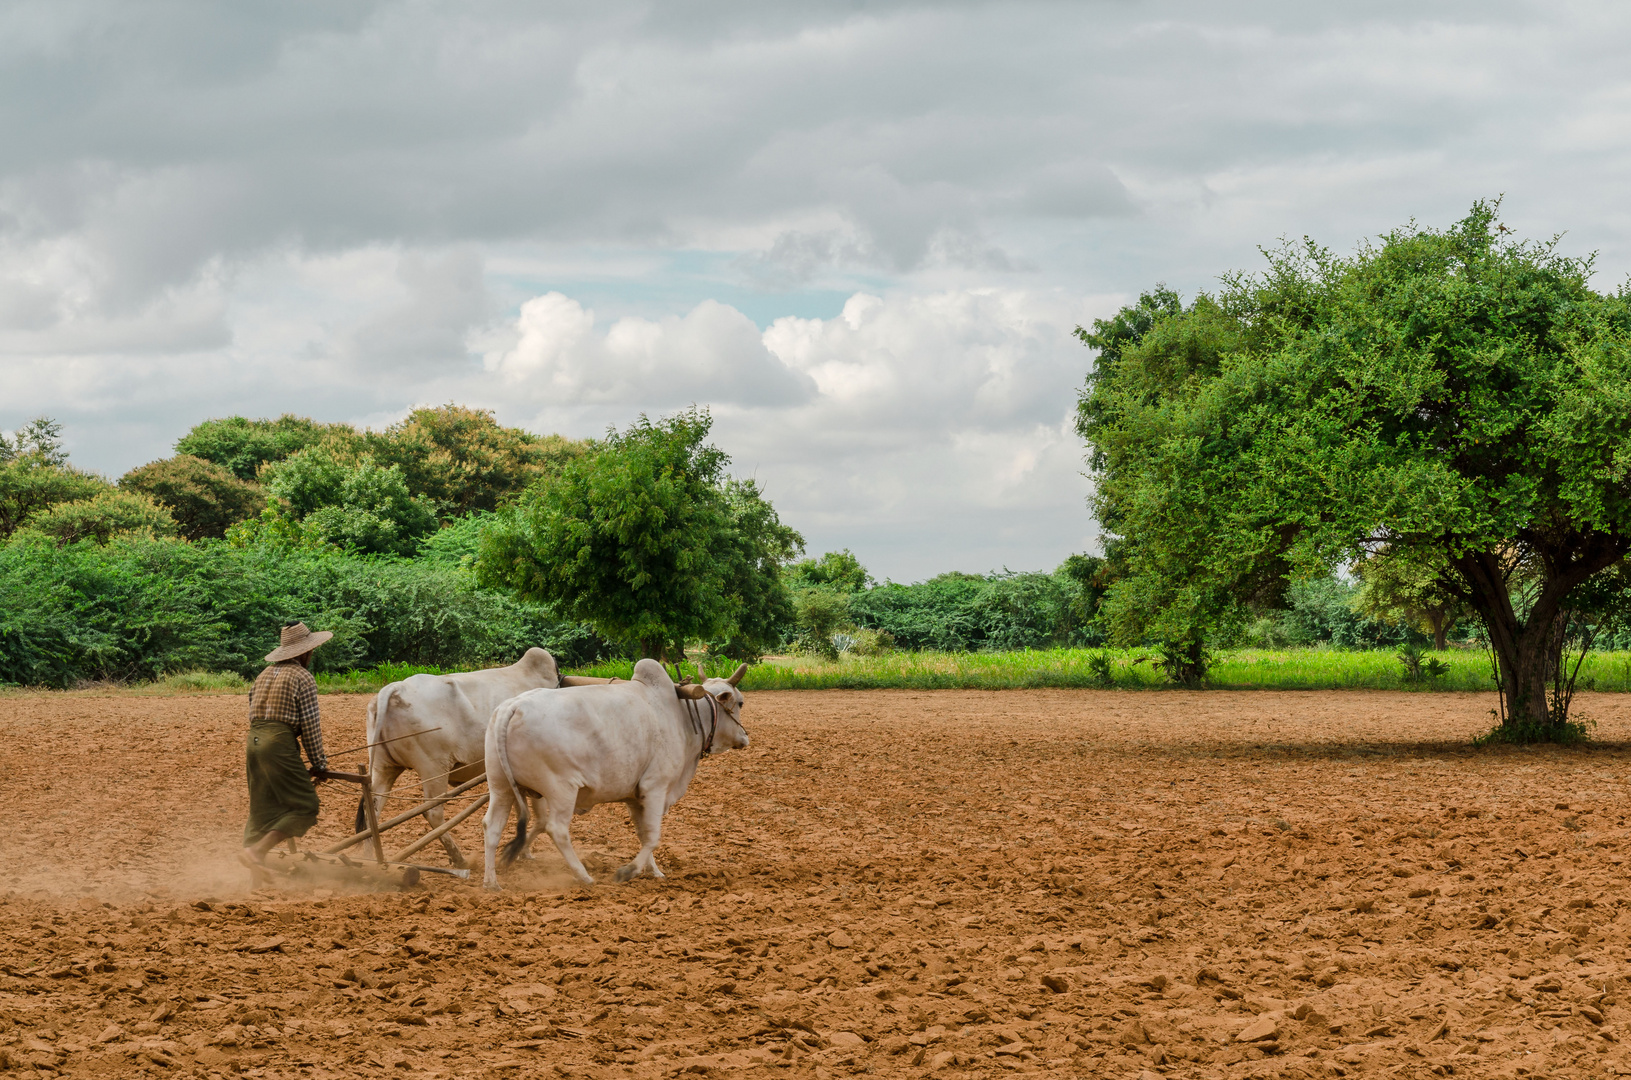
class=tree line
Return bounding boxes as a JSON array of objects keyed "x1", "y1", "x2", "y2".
[{"x1": 0, "y1": 404, "x2": 1108, "y2": 686}]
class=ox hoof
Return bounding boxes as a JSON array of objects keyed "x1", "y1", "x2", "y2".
[
  {"x1": 483, "y1": 882, "x2": 502, "y2": 892},
  {"x1": 615, "y1": 864, "x2": 637, "y2": 883}
]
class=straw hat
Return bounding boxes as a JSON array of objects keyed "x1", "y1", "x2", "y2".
[{"x1": 264, "y1": 622, "x2": 333, "y2": 663}]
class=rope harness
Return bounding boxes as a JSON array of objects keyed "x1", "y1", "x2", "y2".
[{"x1": 684, "y1": 691, "x2": 720, "y2": 760}]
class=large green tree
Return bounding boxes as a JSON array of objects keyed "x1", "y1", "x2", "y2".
[
  {"x1": 476, "y1": 409, "x2": 802, "y2": 660},
  {"x1": 1079, "y1": 201, "x2": 1631, "y2": 732}
]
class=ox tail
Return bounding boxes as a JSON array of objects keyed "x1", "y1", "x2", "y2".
[{"x1": 495, "y1": 702, "x2": 530, "y2": 866}]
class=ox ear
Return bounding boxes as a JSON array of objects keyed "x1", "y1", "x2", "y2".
[
  {"x1": 675, "y1": 683, "x2": 710, "y2": 700},
  {"x1": 727, "y1": 663, "x2": 748, "y2": 686}
]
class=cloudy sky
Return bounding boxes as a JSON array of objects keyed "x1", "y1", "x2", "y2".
[{"x1": 4, "y1": 1, "x2": 1629, "y2": 581}]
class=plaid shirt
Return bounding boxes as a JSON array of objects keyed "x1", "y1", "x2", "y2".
[{"x1": 249, "y1": 661, "x2": 329, "y2": 774}]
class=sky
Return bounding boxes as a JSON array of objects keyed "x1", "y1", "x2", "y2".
[{"x1": 4, "y1": 1, "x2": 1631, "y2": 581}]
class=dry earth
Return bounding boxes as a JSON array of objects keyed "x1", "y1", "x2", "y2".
[{"x1": 4, "y1": 689, "x2": 1631, "y2": 1080}]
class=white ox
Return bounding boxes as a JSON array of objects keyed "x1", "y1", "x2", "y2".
[
  {"x1": 361, "y1": 647, "x2": 560, "y2": 867},
  {"x1": 481, "y1": 658, "x2": 750, "y2": 889}
]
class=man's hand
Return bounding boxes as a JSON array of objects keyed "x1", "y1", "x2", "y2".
[{"x1": 310, "y1": 770, "x2": 328, "y2": 786}]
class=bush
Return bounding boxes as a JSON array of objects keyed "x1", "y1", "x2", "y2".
[
  {"x1": 849, "y1": 567, "x2": 1095, "y2": 652},
  {"x1": 0, "y1": 459, "x2": 108, "y2": 540},
  {"x1": 476, "y1": 409, "x2": 800, "y2": 661},
  {"x1": 256, "y1": 450, "x2": 439, "y2": 556},
  {"x1": 120, "y1": 454, "x2": 262, "y2": 540},
  {"x1": 416, "y1": 511, "x2": 492, "y2": 568},
  {"x1": 841, "y1": 627, "x2": 895, "y2": 656},
  {"x1": 20, "y1": 490, "x2": 178, "y2": 545},
  {"x1": 1241, "y1": 573, "x2": 1423, "y2": 650},
  {"x1": 1472, "y1": 715, "x2": 1595, "y2": 747},
  {"x1": 0, "y1": 535, "x2": 608, "y2": 688},
  {"x1": 792, "y1": 586, "x2": 852, "y2": 659}
]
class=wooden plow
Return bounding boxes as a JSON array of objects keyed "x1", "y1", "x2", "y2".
[{"x1": 258, "y1": 762, "x2": 489, "y2": 891}]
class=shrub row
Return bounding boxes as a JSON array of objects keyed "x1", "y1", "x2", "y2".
[
  {"x1": 848, "y1": 569, "x2": 1102, "y2": 652},
  {"x1": 0, "y1": 535, "x2": 605, "y2": 688}
]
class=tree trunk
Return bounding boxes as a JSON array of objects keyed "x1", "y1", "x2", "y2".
[
  {"x1": 1425, "y1": 607, "x2": 1449, "y2": 652},
  {"x1": 1451, "y1": 538, "x2": 1625, "y2": 732},
  {"x1": 1159, "y1": 638, "x2": 1208, "y2": 687},
  {"x1": 639, "y1": 637, "x2": 664, "y2": 661}
]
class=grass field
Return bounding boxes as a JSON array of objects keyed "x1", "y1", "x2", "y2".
[
  {"x1": 573, "y1": 646, "x2": 1631, "y2": 693},
  {"x1": 37, "y1": 647, "x2": 1631, "y2": 696}
]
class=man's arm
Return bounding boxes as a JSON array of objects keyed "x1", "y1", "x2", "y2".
[{"x1": 292, "y1": 672, "x2": 330, "y2": 777}]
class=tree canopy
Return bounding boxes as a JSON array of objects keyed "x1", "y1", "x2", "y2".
[
  {"x1": 785, "y1": 549, "x2": 873, "y2": 592},
  {"x1": 175, "y1": 414, "x2": 349, "y2": 482},
  {"x1": 1, "y1": 418, "x2": 70, "y2": 467},
  {"x1": 365, "y1": 404, "x2": 586, "y2": 516},
  {"x1": 0, "y1": 458, "x2": 106, "y2": 541},
  {"x1": 19, "y1": 490, "x2": 177, "y2": 546},
  {"x1": 1078, "y1": 201, "x2": 1631, "y2": 730},
  {"x1": 476, "y1": 409, "x2": 803, "y2": 660},
  {"x1": 120, "y1": 454, "x2": 262, "y2": 541}
]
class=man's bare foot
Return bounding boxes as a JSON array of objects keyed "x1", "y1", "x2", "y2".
[{"x1": 238, "y1": 849, "x2": 274, "y2": 889}]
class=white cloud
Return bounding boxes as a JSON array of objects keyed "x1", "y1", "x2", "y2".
[
  {"x1": 485, "y1": 293, "x2": 814, "y2": 408},
  {"x1": 469, "y1": 285, "x2": 1101, "y2": 577},
  {"x1": 3, "y1": 1, "x2": 1631, "y2": 576},
  {"x1": 346, "y1": 249, "x2": 490, "y2": 373}
]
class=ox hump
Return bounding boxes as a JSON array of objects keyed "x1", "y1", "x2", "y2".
[{"x1": 630, "y1": 658, "x2": 676, "y2": 687}]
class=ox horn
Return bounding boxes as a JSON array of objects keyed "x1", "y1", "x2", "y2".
[
  {"x1": 727, "y1": 663, "x2": 748, "y2": 686},
  {"x1": 675, "y1": 683, "x2": 710, "y2": 700}
]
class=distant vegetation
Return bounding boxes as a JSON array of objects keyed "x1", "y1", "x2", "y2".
[
  {"x1": 7, "y1": 352, "x2": 1630, "y2": 696},
  {"x1": 0, "y1": 406, "x2": 603, "y2": 687},
  {"x1": 573, "y1": 648, "x2": 1631, "y2": 694},
  {"x1": 0, "y1": 405, "x2": 1109, "y2": 688}
]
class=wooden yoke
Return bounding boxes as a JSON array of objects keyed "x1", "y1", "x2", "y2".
[{"x1": 561, "y1": 672, "x2": 706, "y2": 700}]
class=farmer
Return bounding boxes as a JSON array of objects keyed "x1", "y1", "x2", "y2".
[{"x1": 239, "y1": 622, "x2": 332, "y2": 886}]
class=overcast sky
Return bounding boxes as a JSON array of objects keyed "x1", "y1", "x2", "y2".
[{"x1": 4, "y1": 1, "x2": 1630, "y2": 581}]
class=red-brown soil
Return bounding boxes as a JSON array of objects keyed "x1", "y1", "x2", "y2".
[{"x1": 3, "y1": 688, "x2": 1631, "y2": 1079}]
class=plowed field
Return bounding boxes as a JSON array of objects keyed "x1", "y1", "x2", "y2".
[{"x1": 4, "y1": 688, "x2": 1631, "y2": 1080}]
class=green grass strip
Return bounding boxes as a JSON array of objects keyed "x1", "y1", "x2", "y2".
[
  {"x1": 570, "y1": 648, "x2": 1631, "y2": 693},
  {"x1": 53, "y1": 647, "x2": 1631, "y2": 695}
]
